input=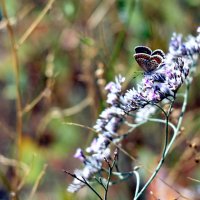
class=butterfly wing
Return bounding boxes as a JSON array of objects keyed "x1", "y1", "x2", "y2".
[
  {"x1": 151, "y1": 55, "x2": 163, "y2": 64},
  {"x1": 134, "y1": 46, "x2": 152, "y2": 55},
  {"x1": 134, "y1": 53, "x2": 151, "y2": 72},
  {"x1": 148, "y1": 55, "x2": 163, "y2": 71},
  {"x1": 134, "y1": 46, "x2": 165, "y2": 72},
  {"x1": 152, "y1": 49, "x2": 165, "y2": 58}
]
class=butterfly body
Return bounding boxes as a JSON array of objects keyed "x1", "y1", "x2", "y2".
[{"x1": 134, "y1": 46, "x2": 165, "y2": 72}]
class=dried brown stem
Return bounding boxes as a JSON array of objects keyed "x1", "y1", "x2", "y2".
[
  {"x1": 21, "y1": 88, "x2": 51, "y2": 116},
  {"x1": 0, "y1": 154, "x2": 29, "y2": 173},
  {"x1": 1, "y1": 0, "x2": 23, "y2": 159},
  {"x1": 17, "y1": 0, "x2": 55, "y2": 48},
  {"x1": 0, "y1": 3, "x2": 34, "y2": 30},
  {"x1": 87, "y1": 0, "x2": 115, "y2": 29},
  {"x1": 22, "y1": 51, "x2": 55, "y2": 116},
  {"x1": 17, "y1": 154, "x2": 36, "y2": 192},
  {"x1": 187, "y1": 177, "x2": 200, "y2": 183},
  {"x1": 37, "y1": 97, "x2": 92, "y2": 135},
  {"x1": 28, "y1": 164, "x2": 48, "y2": 200}
]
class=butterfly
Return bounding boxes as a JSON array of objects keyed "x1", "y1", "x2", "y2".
[{"x1": 134, "y1": 46, "x2": 165, "y2": 72}]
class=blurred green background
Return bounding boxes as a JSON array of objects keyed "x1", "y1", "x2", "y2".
[{"x1": 0, "y1": 0, "x2": 200, "y2": 199}]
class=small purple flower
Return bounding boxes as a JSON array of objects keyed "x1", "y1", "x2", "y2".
[
  {"x1": 135, "y1": 105, "x2": 156, "y2": 123},
  {"x1": 105, "y1": 75, "x2": 125, "y2": 94},
  {"x1": 74, "y1": 148, "x2": 85, "y2": 162}
]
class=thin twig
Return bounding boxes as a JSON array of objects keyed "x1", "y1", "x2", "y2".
[
  {"x1": 37, "y1": 97, "x2": 92, "y2": 134},
  {"x1": 0, "y1": 3, "x2": 34, "y2": 30},
  {"x1": 0, "y1": 154, "x2": 29, "y2": 174},
  {"x1": 63, "y1": 170, "x2": 103, "y2": 200},
  {"x1": 17, "y1": 0, "x2": 55, "y2": 48},
  {"x1": 187, "y1": 177, "x2": 200, "y2": 183},
  {"x1": 148, "y1": 118, "x2": 176, "y2": 132},
  {"x1": 21, "y1": 88, "x2": 50, "y2": 116},
  {"x1": 28, "y1": 164, "x2": 48, "y2": 200},
  {"x1": 134, "y1": 99, "x2": 175, "y2": 199},
  {"x1": 103, "y1": 156, "x2": 116, "y2": 200},
  {"x1": 134, "y1": 85, "x2": 189, "y2": 199},
  {"x1": 17, "y1": 154, "x2": 36, "y2": 192},
  {"x1": 22, "y1": 51, "x2": 55, "y2": 116},
  {"x1": 1, "y1": 0, "x2": 23, "y2": 160},
  {"x1": 133, "y1": 169, "x2": 140, "y2": 200},
  {"x1": 87, "y1": 0, "x2": 115, "y2": 30},
  {"x1": 63, "y1": 122, "x2": 140, "y2": 163},
  {"x1": 164, "y1": 84, "x2": 189, "y2": 157}
]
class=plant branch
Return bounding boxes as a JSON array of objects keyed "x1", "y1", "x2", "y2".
[
  {"x1": 17, "y1": 0, "x2": 55, "y2": 48},
  {"x1": 64, "y1": 170, "x2": 103, "y2": 200},
  {"x1": 28, "y1": 164, "x2": 48, "y2": 200},
  {"x1": 1, "y1": 0, "x2": 23, "y2": 160},
  {"x1": 134, "y1": 98, "x2": 176, "y2": 199}
]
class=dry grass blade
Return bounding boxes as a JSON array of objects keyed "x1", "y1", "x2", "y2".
[
  {"x1": 37, "y1": 97, "x2": 92, "y2": 134},
  {"x1": 21, "y1": 89, "x2": 49, "y2": 116},
  {"x1": 0, "y1": 154, "x2": 29, "y2": 174},
  {"x1": 1, "y1": 0, "x2": 23, "y2": 159},
  {"x1": 63, "y1": 122, "x2": 140, "y2": 163},
  {"x1": 17, "y1": 154, "x2": 36, "y2": 192},
  {"x1": 17, "y1": 0, "x2": 55, "y2": 48},
  {"x1": 187, "y1": 177, "x2": 200, "y2": 183},
  {"x1": 28, "y1": 164, "x2": 48, "y2": 200},
  {"x1": 87, "y1": 0, "x2": 115, "y2": 29},
  {"x1": 0, "y1": 3, "x2": 34, "y2": 30}
]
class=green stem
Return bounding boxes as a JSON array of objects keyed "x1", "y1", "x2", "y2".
[
  {"x1": 82, "y1": 177, "x2": 103, "y2": 200},
  {"x1": 148, "y1": 118, "x2": 176, "y2": 132},
  {"x1": 64, "y1": 170, "x2": 103, "y2": 200},
  {"x1": 104, "y1": 168, "x2": 111, "y2": 200},
  {"x1": 164, "y1": 84, "x2": 189, "y2": 157},
  {"x1": 104, "y1": 158, "x2": 116, "y2": 200},
  {"x1": 134, "y1": 97, "x2": 181, "y2": 199},
  {"x1": 125, "y1": 117, "x2": 176, "y2": 135},
  {"x1": 133, "y1": 170, "x2": 140, "y2": 200}
]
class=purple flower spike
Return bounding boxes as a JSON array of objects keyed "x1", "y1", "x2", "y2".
[
  {"x1": 67, "y1": 27, "x2": 200, "y2": 193},
  {"x1": 74, "y1": 148, "x2": 85, "y2": 162}
]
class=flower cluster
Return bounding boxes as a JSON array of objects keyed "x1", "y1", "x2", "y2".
[
  {"x1": 67, "y1": 75, "x2": 126, "y2": 192},
  {"x1": 67, "y1": 28, "x2": 200, "y2": 193},
  {"x1": 135, "y1": 105, "x2": 156, "y2": 123}
]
